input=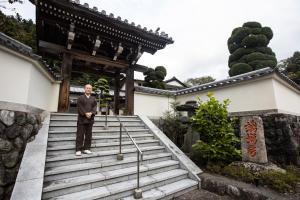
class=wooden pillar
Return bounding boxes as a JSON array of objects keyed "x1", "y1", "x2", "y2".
[
  {"x1": 114, "y1": 71, "x2": 120, "y2": 115},
  {"x1": 125, "y1": 66, "x2": 134, "y2": 115},
  {"x1": 58, "y1": 53, "x2": 73, "y2": 112}
]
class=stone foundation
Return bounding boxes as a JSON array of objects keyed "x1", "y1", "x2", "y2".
[
  {"x1": 232, "y1": 113, "x2": 300, "y2": 167},
  {"x1": 0, "y1": 110, "x2": 42, "y2": 200}
]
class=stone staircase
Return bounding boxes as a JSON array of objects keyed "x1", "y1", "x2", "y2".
[{"x1": 42, "y1": 113, "x2": 200, "y2": 200}]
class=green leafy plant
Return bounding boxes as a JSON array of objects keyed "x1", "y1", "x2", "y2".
[
  {"x1": 71, "y1": 73, "x2": 98, "y2": 86},
  {"x1": 159, "y1": 101, "x2": 187, "y2": 147},
  {"x1": 93, "y1": 78, "x2": 111, "y2": 110},
  {"x1": 191, "y1": 92, "x2": 241, "y2": 165}
]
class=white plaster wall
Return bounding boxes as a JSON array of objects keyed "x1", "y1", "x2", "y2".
[
  {"x1": 134, "y1": 78, "x2": 283, "y2": 118},
  {"x1": 134, "y1": 92, "x2": 174, "y2": 118},
  {"x1": 27, "y1": 64, "x2": 60, "y2": 111},
  {"x1": 0, "y1": 49, "x2": 31, "y2": 104},
  {"x1": 0, "y1": 47, "x2": 60, "y2": 111},
  {"x1": 272, "y1": 76, "x2": 300, "y2": 115},
  {"x1": 176, "y1": 78, "x2": 277, "y2": 113}
]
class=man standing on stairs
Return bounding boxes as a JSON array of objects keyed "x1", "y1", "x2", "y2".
[{"x1": 76, "y1": 84, "x2": 97, "y2": 156}]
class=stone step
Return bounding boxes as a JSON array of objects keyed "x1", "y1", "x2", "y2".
[
  {"x1": 47, "y1": 134, "x2": 154, "y2": 146},
  {"x1": 44, "y1": 152, "x2": 172, "y2": 182},
  {"x1": 45, "y1": 145, "x2": 166, "y2": 168},
  {"x1": 50, "y1": 114, "x2": 139, "y2": 121},
  {"x1": 42, "y1": 160, "x2": 180, "y2": 199},
  {"x1": 49, "y1": 125, "x2": 146, "y2": 132},
  {"x1": 46, "y1": 139, "x2": 160, "y2": 156},
  {"x1": 42, "y1": 169, "x2": 189, "y2": 200},
  {"x1": 122, "y1": 179, "x2": 198, "y2": 200},
  {"x1": 50, "y1": 121, "x2": 143, "y2": 127},
  {"x1": 48, "y1": 128, "x2": 150, "y2": 138}
]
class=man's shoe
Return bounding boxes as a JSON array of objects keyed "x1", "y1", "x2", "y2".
[
  {"x1": 75, "y1": 151, "x2": 82, "y2": 156},
  {"x1": 83, "y1": 150, "x2": 92, "y2": 154}
]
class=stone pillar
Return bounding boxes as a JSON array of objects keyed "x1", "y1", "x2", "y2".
[
  {"x1": 240, "y1": 116, "x2": 268, "y2": 164},
  {"x1": 58, "y1": 53, "x2": 73, "y2": 112}
]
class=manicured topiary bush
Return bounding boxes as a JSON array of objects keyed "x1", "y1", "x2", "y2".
[
  {"x1": 227, "y1": 21, "x2": 277, "y2": 76},
  {"x1": 143, "y1": 66, "x2": 167, "y2": 89}
]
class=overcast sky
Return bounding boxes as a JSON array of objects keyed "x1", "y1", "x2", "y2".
[{"x1": 1, "y1": 0, "x2": 300, "y2": 81}]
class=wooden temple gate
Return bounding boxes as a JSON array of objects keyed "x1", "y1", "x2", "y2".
[{"x1": 34, "y1": 0, "x2": 173, "y2": 115}]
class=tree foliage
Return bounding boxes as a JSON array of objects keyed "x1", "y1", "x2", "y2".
[
  {"x1": 93, "y1": 78, "x2": 111, "y2": 107},
  {"x1": 71, "y1": 73, "x2": 98, "y2": 86},
  {"x1": 0, "y1": 10, "x2": 36, "y2": 52},
  {"x1": 280, "y1": 51, "x2": 300, "y2": 85},
  {"x1": 159, "y1": 101, "x2": 187, "y2": 147},
  {"x1": 184, "y1": 76, "x2": 215, "y2": 86},
  {"x1": 143, "y1": 66, "x2": 167, "y2": 89},
  {"x1": 227, "y1": 21, "x2": 277, "y2": 76},
  {"x1": 191, "y1": 93, "x2": 241, "y2": 164}
]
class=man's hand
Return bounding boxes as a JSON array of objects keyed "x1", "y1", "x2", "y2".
[{"x1": 85, "y1": 112, "x2": 92, "y2": 119}]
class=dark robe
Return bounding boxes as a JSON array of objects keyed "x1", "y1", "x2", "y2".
[
  {"x1": 77, "y1": 94, "x2": 97, "y2": 124},
  {"x1": 76, "y1": 94, "x2": 97, "y2": 151}
]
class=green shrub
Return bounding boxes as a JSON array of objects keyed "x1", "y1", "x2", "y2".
[
  {"x1": 159, "y1": 102, "x2": 187, "y2": 147},
  {"x1": 222, "y1": 165, "x2": 257, "y2": 183},
  {"x1": 260, "y1": 170, "x2": 298, "y2": 193},
  {"x1": 229, "y1": 63, "x2": 252, "y2": 76},
  {"x1": 191, "y1": 93, "x2": 241, "y2": 165}
]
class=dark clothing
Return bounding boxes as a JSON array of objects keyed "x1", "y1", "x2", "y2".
[
  {"x1": 77, "y1": 95, "x2": 97, "y2": 124},
  {"x1": 76, "y1": 94, "x2": 97, "y2": 151},
  {"x1": 76, "y1": 123, "x2": 93, "y2": 151}
]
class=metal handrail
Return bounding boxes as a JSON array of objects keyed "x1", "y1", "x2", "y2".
[{"x1": 116, "y1": 116, "x2": 143, "y2": 199}]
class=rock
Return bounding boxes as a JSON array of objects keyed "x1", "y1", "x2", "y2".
[
  {"x1": 240, "y1": 116, "x2": 268, "y2": 164},
  {"x1": 0, "y1": 163, "x2": 5, "y2": 186},
  {"x1": 0, "y1": 138, "x2": 12, "y2": 153},
  {"x1": 27, "y1": 135, "x2": 35, "y2": 143},
  {"x1": 226, "y1": 185, "x2": 240, "y2": 197},
  {"x1": 14, "y1": 112, "x2": 27, "y2": 126},
  {"x1": 20, "y1": 124, "x2": 33, "y2": 141},
  {"x1": 31, "y1": 123, "x2": 40, "y2": 136},
  {"x1": 230, "y1": 161, "x2": 286, "y2": 174},
  {"x1": 201, "y1": 177, "x2": 226, "y2": 195},
  {"x1": 4, "y1": 166, "x2": 19, "y2": 185},
  {"x1": 182, "y1": 126, "x2": 200, "y2": 153},
  {"x1": 4, "y1": 124, "x2": 21, "y2": 139},
  {"x1": 0, "y1": 122, "x2": 5, "y2": 135},
  {"x1": 4, "y1": 184, "x2": 14, "y2": 199},
  {"x1": 27, "y1": 113, "x2": 37, "y2": 125},
  {"x1": 13, "y1": 137, "x2": 24, "y2": 150},
  {"x1": 0, "y1": 186, "x2": 4, "y2": 199},
  {"x1": 0, "y1": 110, "x2": 14, "y2": 126},
  {"x1": 2, "y1": 150, "x2": 19, "y2": 168}
]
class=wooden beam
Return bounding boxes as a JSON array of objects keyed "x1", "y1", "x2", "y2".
[
  {"x1": 133, "y1": 64, "x2": 148, "y2": 73},
  {"x1": 39, "y1": 40, "x2": 129, "y2": 69},
  {"x1": 58, "y1": 53, "x2": 73, "y2": 112},
  {"x1": 125, "y1": 66, "x2": 134, "y2": 115},
  {"x1": 114, "y1": 71, "x2": 120, "y2": 115}
]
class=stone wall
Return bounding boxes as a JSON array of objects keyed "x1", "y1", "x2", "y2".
[
  {"x1": 232, "y1": 113, "x2": 300, "y2": 167},
  {"x1": 0, "y1": 110, "x2": 41, "y2": 200}
]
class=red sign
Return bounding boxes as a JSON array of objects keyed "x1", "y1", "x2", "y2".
[{"x1": 244, "y1": 120, "x2": 257, "y2": 157}]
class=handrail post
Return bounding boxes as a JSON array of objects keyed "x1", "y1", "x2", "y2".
[
  {"x1": 104, "y1": 103, "x2": 108, "y2": 130},
  {"x1": 134, "y1": 150, "x2": 142, "y2": 199},
  {"x1": 117, "y1": 123, "x2": 123, "y2": 160}
]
